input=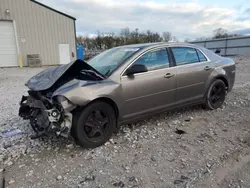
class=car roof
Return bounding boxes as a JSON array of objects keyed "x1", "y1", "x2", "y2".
[{"x1": 116, "y1": 42, "x2": 199, "y2": 49}]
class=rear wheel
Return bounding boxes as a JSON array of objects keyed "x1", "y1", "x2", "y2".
[
  {"x1": 204, "y1": 79, "x2": 226, "y2": 110},
  {"x1": 72, "y1": 101, "x2": 116, "y2": 148}
]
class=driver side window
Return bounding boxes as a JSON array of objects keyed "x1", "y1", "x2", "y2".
[{"x1": 134, "y1": 49, "x2": 170, "y2": 71}]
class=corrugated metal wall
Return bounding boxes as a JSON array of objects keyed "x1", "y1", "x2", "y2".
[
  {"x1": 0, "y1": 0, "x2": 76, "y2": 66},
  {"x1": 191, "y1": 36, "x2": 250, "y2": 56}
]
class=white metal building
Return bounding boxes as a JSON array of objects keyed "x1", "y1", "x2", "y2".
[{"x1": 0, "y1": 0, "x2": 77, "y2": 67}]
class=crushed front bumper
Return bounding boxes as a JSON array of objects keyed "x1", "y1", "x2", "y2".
[{"x1": 19, "y1": 93, "x2": 72, "y2": 139}]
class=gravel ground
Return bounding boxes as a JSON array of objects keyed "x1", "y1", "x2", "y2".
[{"x1": 1, "y1": 56, "x2": 250, "y2": 188}]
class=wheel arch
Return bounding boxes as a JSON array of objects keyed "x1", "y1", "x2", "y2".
[
  {"x1": 204, "y1": 74, "x2": 229, "y2": 99},
  {"x1": 71, "y1": 97, "x2": 118, "y2": 148},
  {"x1": 215, "y1": 75, "x2": 229, "y2": 90},
  {"x1": 79, "y1": 97, "x2": 120, "y2": 119}
]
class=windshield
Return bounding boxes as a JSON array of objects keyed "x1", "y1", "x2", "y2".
[{"x1": 87, "y1": 47, "x2": 140, "y2": 77}]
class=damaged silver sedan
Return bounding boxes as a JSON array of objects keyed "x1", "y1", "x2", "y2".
[{"x1": 19, "y1": 42, "x2": 236, "y2": 148}]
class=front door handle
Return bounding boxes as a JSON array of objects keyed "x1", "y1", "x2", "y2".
[
  {"x1": 204, "y1": 66, "x2": 212, "y2": 71},
  {"x1": 164, "y1": 73, "x2": 175, "y2": 78}
]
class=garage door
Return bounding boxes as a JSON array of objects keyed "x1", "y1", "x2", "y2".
[{"x1": 0, "y1": 21, "x2": 18, "y2": 67}]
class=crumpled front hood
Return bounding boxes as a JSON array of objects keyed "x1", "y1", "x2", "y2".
[
  {"x1": 25, "y1": 60, "x2": 103, "y2": 92},
  {"x1": 52, "y1": 79, "x2": 91, "y2": 97},
  {"x1": 26, "y1": 62, "x2": 74, "y2": 91}
]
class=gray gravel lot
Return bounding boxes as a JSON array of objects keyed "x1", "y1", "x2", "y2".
[{"x1": 1, "y1": 56, "x2": 250, "y2": 188}]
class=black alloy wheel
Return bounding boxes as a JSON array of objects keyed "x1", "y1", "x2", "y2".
[
  {"x1": 84, "y1": 110, "x2": 109, "y2": 141},
  {"x1": 73, "y1": 101, "x2": 116, "y2": 148},
  {"x1": 205, "y1": 79, "x2": 226, "y2": 110}
]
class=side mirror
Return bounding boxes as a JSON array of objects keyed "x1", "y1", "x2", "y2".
[{"x1": 125, "y1": 64, "x2": 148, "y2": 76}]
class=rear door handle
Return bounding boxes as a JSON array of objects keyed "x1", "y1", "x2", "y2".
[
  {"x1": 204, "y1": 66, "x2": 212, "y2": 71},
  {"x1": 164, "y1": 73, "x2": 175, "y2": 78}
]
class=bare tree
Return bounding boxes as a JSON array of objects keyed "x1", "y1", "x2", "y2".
[
  {"x1": 120, "y1": 27, "x2": 130, "y2": 44},
  {"x1": 95, "y1": 31, "x2": 103, "y2": 49},
  {"x1": 162, "y1": 32, "x2": 172, "y2": 42},
  {"x1": 102, "y1": 32, "x2": 116, "y2": 49},
  {"x1": 213, "y1": 28, "x2": 229, "y2": 39},
  {"x1": 79, "y1": 27, "x2": 168, "y2": 53},
  {"x1": 213, "y1": 28, "x2": 244, "y2": 39},
  {"x1": 171, "y1": 36, "x2": 179, "y2": 42},
  {"x1": 76, "y1": 36, "x2": 84, "y2": 46}
]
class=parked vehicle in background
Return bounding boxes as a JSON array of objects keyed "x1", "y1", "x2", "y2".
[{"x1": 19, "y1": 42, "x2": 236, "y2": 148}]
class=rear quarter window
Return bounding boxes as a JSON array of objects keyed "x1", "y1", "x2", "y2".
[{"x1": 196, "y1": 50, "x2": 207, "y2": 62}]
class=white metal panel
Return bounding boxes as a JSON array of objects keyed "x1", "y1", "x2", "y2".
[
  {"x1": 193, "y1": 42, "x2": 206, "y2": 47},
  {"x1": 0, "y1": 0, "x2": 76, "y2": 66},
  {"x1": 0, "y1": 21, "x2": 18, "y2": 67},
  {"x1": 59, "y1": 44, "x2": 70, "y2": 64},
  {"x1": 227, "y1": 38, "x2": 250, "y2": 47},
  {"x1": 206, "y1": 40, "x2": 226, "y2": 48}
]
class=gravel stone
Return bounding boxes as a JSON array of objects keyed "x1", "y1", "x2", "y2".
[
  {"x1": 66, "y1": 144, "x2": 74, "y2": 149},
  {"x1": 9, "y1": 179, "x2": 15, "y2": 184},
  {"x1": 18, "y1": 164, "x2": 25, "y2": 168},
  {"x1": 7, "y1": 161, "x2": 13, "y2": 166},
  {"x1": 151, "y1": 155, "x2": 157, "y2": 162},
  {"x1": 1, "y1": 56, "x2": 250, "y2": 188},
  {"x1": 113, "y1": 181, "x2": 125, "y2": 187},
  {"x1": 56, "y1": 175, "x2": 62, "y2": 180}
]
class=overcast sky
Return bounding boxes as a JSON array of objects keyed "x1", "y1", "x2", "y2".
[{"x1": 38, "y1": 0, "x2": 250, "y2": 41}]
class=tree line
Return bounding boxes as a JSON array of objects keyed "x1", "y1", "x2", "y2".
[
  {"x1": 193, "y1": 28, "x2": 243, "y2": 41},
  {"x1": 77, "y1": 27, "x2": 244, "y2": 51},
  {"x1": 76, "y1": 28, "x2": 177, "y2": 51}
]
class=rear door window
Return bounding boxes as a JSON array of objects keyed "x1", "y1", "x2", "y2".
[{"x1": 172, "y1": 47, "x2": 199, "y2": 66}]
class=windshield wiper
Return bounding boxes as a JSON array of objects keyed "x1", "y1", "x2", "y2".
[
  {"x1": 80, "y1": 70, "x2": 104, "y2": 80},
  {"x1": 104, "y1": 69, "x2": 111, "y2": 77}
]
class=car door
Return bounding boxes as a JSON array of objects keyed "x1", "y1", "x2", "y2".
[
  {"x1": 120, "y1": 48, "x2": 177, "y2": 119},
  {"x1": 170, "y1": 46, "x2": 213, "y2": 105}
]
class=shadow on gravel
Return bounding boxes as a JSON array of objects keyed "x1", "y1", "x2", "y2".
[
  {"x1": 122, "y1": 104, "x2": 205, "y2": 131},
  {"x1": 1, "y1": 103, "x2": 208, "y2": 176}
]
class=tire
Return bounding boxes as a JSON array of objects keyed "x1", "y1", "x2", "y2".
[
  {"x1": 204, "y1": 79, "x2": 226, "y2": 110},
  {"x1": 72, "y1": 101, "x2": 116, "y2": 148}
]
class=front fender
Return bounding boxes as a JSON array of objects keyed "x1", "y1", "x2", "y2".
[{"x1": 53, "y1": 79, "x2": 121, "y2": 108}]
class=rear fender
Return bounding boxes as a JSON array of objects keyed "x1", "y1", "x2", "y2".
[{"x1": 204, "y1": 68, "x2": 228, "y2": 98}]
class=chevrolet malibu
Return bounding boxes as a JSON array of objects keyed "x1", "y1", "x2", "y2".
[{"x1": 19, "y1": 42, "x2": 236, "y2": 148}]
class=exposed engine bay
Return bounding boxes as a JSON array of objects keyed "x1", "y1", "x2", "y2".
[
  {"x1": 19, "y1": 60, "x2": 104, "y2": 139},
  {"x1": 19, "y1": 91, "x2": 74, "y2": 138}
]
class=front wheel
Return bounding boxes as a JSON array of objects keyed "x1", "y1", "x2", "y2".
[
  {"x1": 73, "y1": 101, "x2": 116, "y2": 148},
  {"x1": 204, "y1": 79, "x2": 226, "y2": 110}
]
